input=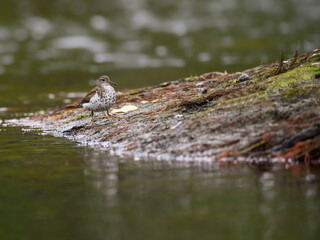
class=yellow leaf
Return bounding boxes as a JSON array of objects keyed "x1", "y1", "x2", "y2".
[{"x1": 111, "y1": 105, "x2": 138, "y2": 113}]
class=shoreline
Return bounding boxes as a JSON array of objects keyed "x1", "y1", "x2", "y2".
[{"x1": 6, "y1": 49, "x2": 320, "y2": 163}]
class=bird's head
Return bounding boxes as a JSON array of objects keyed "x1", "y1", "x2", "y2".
[{"x1": 98, "y1": 75, "x2": 117, "y2": 86}]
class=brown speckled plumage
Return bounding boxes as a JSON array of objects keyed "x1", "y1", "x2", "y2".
[{"x1": 78, "y1": 75, "x2": 119, "y2": 125}]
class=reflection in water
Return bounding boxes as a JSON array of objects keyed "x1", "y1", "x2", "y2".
[
  {"x1": 1, "y1": 126, "x2": 320, "y2": 239},
  {"x1": 260, "y1": 173, "x2": 276, "y2": 239},
  {"x1": 85, "y1": 151, "x2": 119, "y2": 201},
  {"x1": 82, "y1": 150, "x2": 320, "y2": 239}
]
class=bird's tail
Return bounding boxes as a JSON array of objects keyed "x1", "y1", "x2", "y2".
[
  {"x1": 65, "y1": 101, "x2": 82, "y2": 109},
  {"x1": 50, "y1": 100, "x2": 82, "y2": 115}
]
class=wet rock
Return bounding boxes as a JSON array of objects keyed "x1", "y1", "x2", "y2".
[
  {"x1": 63, "y1": 125, "x2": 85, "y2": 135},
  {"x1": 237, "y1": 73, "x2": 250, "y2": 82},
  {"x1": 276, "y1": 125, "x2": 320, "y2": 150}
]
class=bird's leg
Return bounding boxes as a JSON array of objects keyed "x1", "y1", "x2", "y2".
[
  {"x1": 91, "y1": 111, "x2": 95, "y2": 126},
  {"x1": 104, "y1": 109, "x2": 123, "y2": 119}
]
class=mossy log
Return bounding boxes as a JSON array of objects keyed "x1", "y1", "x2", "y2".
[{"x1": 8, "y1": 49, "x2": 320, "y2": 163}]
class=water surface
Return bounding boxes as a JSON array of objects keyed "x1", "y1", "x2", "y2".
[{"x1": 1, "y1": 125, "x2": 320, "y2": 239}]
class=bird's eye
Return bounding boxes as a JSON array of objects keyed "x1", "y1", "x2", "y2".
[{"x1": 101, "y1": 78, "x2": 105, "y2": 81}]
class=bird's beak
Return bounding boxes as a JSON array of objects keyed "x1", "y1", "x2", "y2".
[{"x1": 109, "y1": 80, "x2": 117, "y2": 86}]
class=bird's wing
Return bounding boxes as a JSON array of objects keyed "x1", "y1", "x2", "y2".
[{"x1": 79, "y1": 86, "x2": 102, "y2": 104}]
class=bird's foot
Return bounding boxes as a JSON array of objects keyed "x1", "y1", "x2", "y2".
[{"x1": 103, "y1": 112, "x2": 123, "y2": 119}]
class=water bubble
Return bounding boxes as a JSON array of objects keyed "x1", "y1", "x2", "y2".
[
  {"x1": 171, "y1": 21, "x2": 187, "y2": 36},
  {"x1": 155, "y1": 45, "x2": 168, "y2": 56},
  {"x1": 24, "y1": 16, "x2": 52, "y2": 40},
  {"x1": 132, "y1": 10, "x2": 153, "y2": 28},
  {"x1": 94, "y1": 53, "x2": 113, "y2": 63},
  {"x1": 197, "y1": 52, "x2": 211, "y2": 62},
  {"x1": 0, "y1": 55, "x2": 14, "y2": 65},
  {"x1": 48, "y1": 93, "x2": 55, "y2": 99},
  {"x1": 90, "y1": 15, "x2": 110, "y2": 31},
  {"x1": 52, "y1": 36, "x2": 107, "y2": 52}
]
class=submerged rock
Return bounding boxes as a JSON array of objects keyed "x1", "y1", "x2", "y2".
[{"x1": 6, "y1": 49, "x2": 320, "y2": 163}]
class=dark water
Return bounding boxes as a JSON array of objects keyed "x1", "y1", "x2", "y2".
[
  {"x1": 1, "y1": 0, "x2": 320, "y2": 239},
  {"x1": 1, "y1": 126, "x2": 320, "y2": 240}
]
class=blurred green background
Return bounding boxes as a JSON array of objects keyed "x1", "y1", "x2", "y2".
[{"x1": 0, "y1": 0, "x2": 319, "y2": 112}]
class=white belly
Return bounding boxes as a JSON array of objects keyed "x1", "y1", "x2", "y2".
[{"x1": 83, "y1": 86, "x2": 116, "y2": 112}]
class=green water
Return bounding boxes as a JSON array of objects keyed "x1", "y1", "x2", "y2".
[
  {"x1": 1, "y1": 125, "x2": 320, "y2": 239},
  {"x1": 1, "y1": 0, "x2": 320, "y2": 239}
]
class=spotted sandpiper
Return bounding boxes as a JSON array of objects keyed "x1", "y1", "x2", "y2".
[{"x1": 77, "y1": 75, "x2": 121, "y2": 125}]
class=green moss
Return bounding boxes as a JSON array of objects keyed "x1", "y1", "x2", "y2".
[
  {"x1": 128, "y1": 89, "x2": 140, "y2": 95},
  {"x1": 257, "y1": 66, "x2": 277, "y2": 77},
  {"x1": 186, "y1": 75, "x2": 197, "y2": 81},
  {"x1": 309, "y1": 53, "x2": 320, "y2": 62},
  {"x1": 222, "y1": 93, "x2": 258, "y2": 105},
  {"x1": 266, "y1": 63, "x2": 320, "y2": 95},
  {"x1": 71, "y1": 114, "x2": 88, "y2": 121},
  {"x1": 242, "y1": 140, "x2": 267, "y2": 154},
  {"x1": 284, "y1": 86, "x2": 305, "y2": 97}
]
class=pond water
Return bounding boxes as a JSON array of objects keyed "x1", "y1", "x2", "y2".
[
  {"x1": 1, "y1": 125, "x2": 320, "y2": 239},
  {"x1": 0, "y1": 0, "x2": 320, "y2": 239}
]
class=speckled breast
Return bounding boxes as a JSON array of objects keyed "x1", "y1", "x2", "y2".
[{"x1": 83, "y1": 85, "x2": 116, "y2": 112}]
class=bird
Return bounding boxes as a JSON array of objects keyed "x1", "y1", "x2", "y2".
[{"x1": 77, "y1": 75, "x2": 121, "y2": 125}]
